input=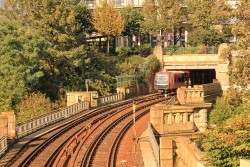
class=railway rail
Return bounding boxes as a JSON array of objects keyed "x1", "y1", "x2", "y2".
[{"x1": 1, "y1": 93, "x2": 173, "y2": 167}]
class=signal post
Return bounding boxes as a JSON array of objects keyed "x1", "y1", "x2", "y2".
[{"x1": 132, "y1": 101, "x2": 137, "y2": 141}]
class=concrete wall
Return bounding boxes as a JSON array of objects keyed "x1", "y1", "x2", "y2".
[
  {"x1": 216, "y1": 43, "x2": 229, "y2": 90},
  {"x1": 160, "y1": 136, "x2": 208, "y2": 167},
  {"x1": 240, "y1": 159, "x2": 250, "y2": 167},
  {"x1": 150, "y1": 103, "x2": 211, "y2": 134},
  {"x1": 66, "y1": 91, "x2": 98, "y2": 107},
  {"x1": 0, "y1": 115, "x2": 8, "y2": 138},
  {"x1": 0, "y1": 112, "x2": 15, "y2": 139},
  {"x1": 177, "y1": 83, "x2": 222, "y2": 105}
]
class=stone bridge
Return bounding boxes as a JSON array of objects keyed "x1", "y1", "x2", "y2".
[{"x1": 153, "y1": 43, "x2": 229, "y2": 91}]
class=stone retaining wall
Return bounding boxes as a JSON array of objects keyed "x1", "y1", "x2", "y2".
[{"x1": 177, "y1": 83, "x2": 222, "y2": 105}]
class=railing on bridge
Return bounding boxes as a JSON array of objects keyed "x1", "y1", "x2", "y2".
[
  {"x1": 15, "y1": 101, "x2": 89, "y2": 139},
  {"x1": 164, "y1": 46, "x2": 219, "y2": 55},
  {"x1": 0, "y1": 93, "x2": 124, "y2": 157},
  {"x1": 166, "y1": 95, "x2": 175, "y2": 105},
  {"x1": 147, "y1": 95, "x2": 176, "y2": 167},
  {"x1": 148, "y1": 122, "x2": 160, "y2": 167},
  {"x1": 0, "y1": 135, "x2": 7, "y2": 157},
  {"x1": 97, "y1": 93, "x2": 123, "y2": 105},
  {"x1": 15, "y1": 93, "x2": 123, "y2": 139}
]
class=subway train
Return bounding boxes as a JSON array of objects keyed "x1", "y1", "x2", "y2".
[{"x1": 154, "y1": 70, "x2": 190, "y2": 93}]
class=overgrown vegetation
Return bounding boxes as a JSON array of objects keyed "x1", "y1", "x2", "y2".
[
  {"x1": 1, "y1": 1, "x2": 250, "y2": 165},
  {"x1": 195, "y1": 0, "x2": 250, "y2": 165}
]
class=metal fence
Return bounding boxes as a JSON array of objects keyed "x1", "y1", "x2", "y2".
[
  {"x1": 0, "y1": 135, "x2": 7, "y2": 157},
  {"x1": 15, "y1": 101, "x2": 89, "y2": 139},
  {"x1": 166, "y1": 96, "x2": 175, "y2": 106},
  {"x1": 164, "y1": 46, "x2": 219, "y2": 55},
  {"x1": 15, "y1": 93, "x2": 124, "y2": 139},
  {"x1": 115, "y1": 75, "x2": 138, "y2": 87},
  {"x1": 98, "y1": 93, "x2": 124, "y2": 105},
  {"x1": 0, "y1": 92, "x2": 124, "y2": 157},
  {"x1": 148, "y1": 122, "x2": 160, "y2": 167}
]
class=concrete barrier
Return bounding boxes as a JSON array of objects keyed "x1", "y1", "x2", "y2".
[
  {"x1": 240, "y1": 159, "x2": 250, "y2": 167},
  {"x1": 177, "y1": 83, "x2": 222, "y2": 105}
]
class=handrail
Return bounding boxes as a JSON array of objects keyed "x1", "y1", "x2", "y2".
[
  {"x1": 148, "y1": 122, "x2": 160, "y2": 167},
  {"x1": 15, "y1": 93, "x2": 123, "y2": 139},
  {"x1": 166, "y1": 95, "x2": 175, "y2": 106},
  {"x1": 0, "y1": 135, "x2": 7, "y2": 157},
  {"x1": 147, "y1": 95, "x2": 175, "y2": 167},
  {"x1": 0, "y1": 93, "x2": 124, "y2": 156}
]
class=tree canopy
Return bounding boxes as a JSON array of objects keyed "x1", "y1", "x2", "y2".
[
  {"x1": 220, "y1": 0, "x2": 250, "y2": 93},
  {"x1": 200, "y1": 115, "x2": 250, "y2": 167},
  {"x1": 120, "y1": 6, "x2": 144, "y2": 46},
  {"x1": 187, "y1": 27, "x2": 227, "y2": 46},
  {"x1": 140, "y1": 0, "x2": 158, "y2": 35},
  {"x1": 156, "y1": 0, "x2": 187, "y2": 45},
  {"x1": 1, "y1": 0, "x2": 93, "y2": 100},
  {"x1": 198, "y1": 2, "x2": 250, "y2": 166},
  {"x1": 0, "y1": 19, "x2": 49, "y2": 112},
  {"x1": 91, "y1": 1, "x2": 125, "y2": 55}
]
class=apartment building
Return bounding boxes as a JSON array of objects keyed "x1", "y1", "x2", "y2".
[{"x1": 0, "y1": 0, "x2": 4, "y2": 8}]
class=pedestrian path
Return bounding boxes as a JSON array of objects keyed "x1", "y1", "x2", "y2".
[{"x1": 139, "y1": 127, "x2": 158, "y2": 167}]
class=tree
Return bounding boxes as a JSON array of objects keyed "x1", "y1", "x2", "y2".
[
  {"x1": 208, "y1": 96, "x2": 233, "y2": 124},
  {"x1": 185, "y1": 0, "x2": 233, "y2": 46},
  {"x1": 188, "y1": 0, "x2": 217, "y2": 30},
  {"x1": 140, "y1": 0, "x2": 158, "y2": 35},
  {"x1": 199, "y1": 116, "x2": 250, "y2": 167},
  {"x1": 220, "y1": 0, "x2": 250, "y2": 101},
  {"x1": 120, "y1": 6, "x2": 144, "y2": 47},
  {"x1": 0, "y1": 19, "x2": 49, "y2": 113},
  {"x1": 86, "y1": 47, "x2": 120, "y2": 95},
  {"x1": 156, "y1": 0, "x2": 187, "y2": 45},
  {"x1": 1, "y1": 0, "x2": 93, "y2": 100},
  {"x1": 91, "y1": 1, "x2": 125, "y2": 55},
  {"x1": 187, "y1": 27, "x2": 227, "y2": 46},
  {"x1": 138, "y1": 54, "x2": 161, "y2": 83}
]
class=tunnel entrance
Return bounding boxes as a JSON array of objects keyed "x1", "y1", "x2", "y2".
[{"x1": 189, "y1": 69, "x2": 216, "y2": 86}]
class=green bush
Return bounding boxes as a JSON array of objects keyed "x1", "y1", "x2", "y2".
[
  {"x1": 132, "y1": 45, "x2": 140, "y2": 55},
  {"x1": 140, "y1": 43, "x2": 153, "y2": 57},
  {"x1": 115, "y1": 46, "x2": 132, "y2": 56},
  {"x1": 208, "y1": 96, "x2": 232, "y2": 124},
  {"x1": 164, "y1": 46, "x2": 179, "y2": 55}
]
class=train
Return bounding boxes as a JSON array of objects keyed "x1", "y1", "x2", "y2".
[{"x1": 154, "y1": 70, "x2": 190, "y2": 93}]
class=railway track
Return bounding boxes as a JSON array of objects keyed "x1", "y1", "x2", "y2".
[{"x1": 2, "y1": 93, "x2": 172, "y2": 167}]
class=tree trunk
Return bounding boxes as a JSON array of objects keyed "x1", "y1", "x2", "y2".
[
  {"x1": 172, "y1": 26, "x2": 175, "y2": 46},
  {"x1": 107, "y1": 35, "x2": 110, "y2": 56}
]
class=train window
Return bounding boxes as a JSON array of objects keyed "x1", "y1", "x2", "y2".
[
  {"x1": 184, "y1": 74, "x2": 187, "y2": 81},
  {"x1": 156, "y1": 74, "x2": 168, "y2": 85},
  {"x1": 178, "y1": 74, "x2": 183, "y2": 82}
]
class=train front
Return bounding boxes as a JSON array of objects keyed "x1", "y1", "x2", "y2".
[{"x1": 154, "y1": 72, "x2": 169, "y2": 93}]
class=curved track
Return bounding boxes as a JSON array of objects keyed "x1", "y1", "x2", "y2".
[{"x1": 6, "y1": 93, "x2": 171, "y2": 167}]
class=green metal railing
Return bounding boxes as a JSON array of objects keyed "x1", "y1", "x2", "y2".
[
  {"x1": 115, "y1": 75, "x2": 138, "y2": 87},
  {"x1": 164, "y1": 46, "x2": 219, "y2": 55}
]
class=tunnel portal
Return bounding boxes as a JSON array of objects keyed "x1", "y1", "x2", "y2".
[{"x1": 189, "y1": 69, "x2": 216, "y2": 86}]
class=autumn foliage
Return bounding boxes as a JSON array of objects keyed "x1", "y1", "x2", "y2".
[{"x1": 91, "y1": 1, "x2": 125, "y2": 54}]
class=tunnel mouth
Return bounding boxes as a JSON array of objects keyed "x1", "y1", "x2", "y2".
[{"x1": 189, "y1": 69, "x2": 216, "y2": 86}]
